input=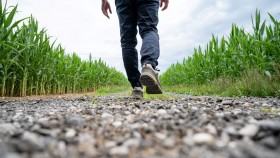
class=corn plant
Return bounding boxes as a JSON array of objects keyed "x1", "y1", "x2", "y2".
[
  {"x1": 0, "y1": 1, "x2": 128, "y2": 97},
  {"x1": 161, "y1": 10, "x2": 280, "y2": 87}
]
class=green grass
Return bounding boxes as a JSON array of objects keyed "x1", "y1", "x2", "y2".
[
  {"x1": 93, "y1": 86, "x2": 129, "y2": 96},
  {"x1": 93, "y1": 86, "x2": 180, "y2": 100},
  {"x1": 163, "y1": 69, "x2": 280, "y2": 97}
]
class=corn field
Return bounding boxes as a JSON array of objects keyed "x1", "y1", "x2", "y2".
[
  {"x1": 161, "y1": 10, "x2": 280, "y2": 86},
  {"x1": 0, "y1": 1, "x2": 128, "y2": 97}
]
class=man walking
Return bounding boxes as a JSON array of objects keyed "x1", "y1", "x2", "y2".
[{"x1": 101, "y1": 0, "x2": 169, "y2": 98}]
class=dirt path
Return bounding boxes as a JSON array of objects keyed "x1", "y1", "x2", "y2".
[{"x1": 0, "y1": 93, "x2": 280, "y2": 158}]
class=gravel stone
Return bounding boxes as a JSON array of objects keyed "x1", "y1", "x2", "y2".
[
  {"x1": 163, "y1": 137, "x2": 176, "y2": 148},
  {"x1": 262, "y1": 103, "x2": 271, "y2": 107},
  {"x1": 123, "y1": 138, "x2": 140, "y2": 147},
  {"x1": 243, "y1": 102, "x2": 253, "y2": 107},
  {"x1": 260, "y1": 136, "x2": 277, "y2": 149},
  {"x1": 112, "y1": 121, "x2": 122, "y2": 127},
  {"x1": 222, "y1": 100, "x2": 233, "y2": 105},
  {"x1": 101, "y1": 112, "x2": 114, "y2": 119},
  {"x1": 155, "y1": 132, "x2": 167, "y2": 140},
  {"x1": 105, "y1": 141, "x2": 117, "y2": 148},
  {"x1": 256, "y1": 120, "x2": 280, "y2": 131},
  {"x1": 239, "y1": 124, "x2": 259, "y2": 137},
  {"x1": 193, "y1": 133, "x2": 215, "y2": 145},
  {"x1": 65, "y1": 115, "x2": 86, "y2": 128},
  {"x1": 65, "y1": 128, "x2": 76, "y2": 138},
  {"x1": 233, "y1": 109, "x2": 243, "y2": 115},
  {"x1": 109, "y1": 146, "x2": 129, "y2": 156},
  {"x1": 157, "y1": 109, "x2": 167, "y2": 115},
  {"x1": 0, "y1": 123, "x2": 17, "y2": 136},
  {"x1": 11, "y1": 132, "x2": 45, "y2": 152},
  {"x1": 206, "y1": 124, "x2": 217, "y2": 135}
]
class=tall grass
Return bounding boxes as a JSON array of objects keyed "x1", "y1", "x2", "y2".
[
  {"x1": 0, "y1": 1, "x2": 128, "y2": 97},
  {"x1": 161, "y1": 10, "x2": 280, "y2": 97}
]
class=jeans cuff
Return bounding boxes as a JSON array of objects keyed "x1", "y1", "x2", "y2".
[{"x1": 132, "y1": 82, "x2": 142, "y2": 88}]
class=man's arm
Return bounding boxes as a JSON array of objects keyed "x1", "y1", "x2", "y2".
[
  {"x1": 160, "y1": 0, "x2": 169, "y2": 11},
  {"x1": 101, "y1": 0, "x2": 112, "y2": 19}
]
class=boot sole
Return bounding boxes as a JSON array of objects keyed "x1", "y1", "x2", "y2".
[{"x1": 140, "y1": 72, "x2": 162, "y2": 94}]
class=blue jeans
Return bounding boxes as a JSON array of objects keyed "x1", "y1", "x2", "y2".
[{"x1": 115, "y1": 0, "x2": 160, "y2": 88}]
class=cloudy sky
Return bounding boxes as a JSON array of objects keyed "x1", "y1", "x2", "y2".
[{"x1": 7, "y1": 0, "x2": 280, "y2": 74}]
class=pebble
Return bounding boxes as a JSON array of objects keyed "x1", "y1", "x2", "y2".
[
  {"x1": 109, "y1": 146, "x2": 129, "y2": 156},
  {"x1": 243, "y1": 102, "x2": 254, "y2": 107},
  {"x1": 155, "y1": 132, "x2": 167, "y2": 140},
  {"x1": 262, "y1": 103, "x2": 271, "y2": 107},
  {"x1": 206, "y1": 124, "x2": 217, "y2": 135},
  {"x1": 0, "y1": 123, "x2": 17, "y2": 136},
  {"x1": 105, "y1": 141, "x2": 117, "y2": 148},
  {"x1": 191, "y1": 107, "x2": 199, "y2": 111},
  {"x1": 157, "y1": 109, "x2": 167, "y2": 115},
  {"x1": 123, "y1": 138, "x2": 140, "y2": 147},
  {"x1": 65, "y1": 115, "x2": 87, "y2": 128},
  {"x1": 112, "y1": 121, "x2": 122, "y2": 127},
  {"x1": 123, "y1": 111, "x2": 131, "y2": 115},
  {"x1": 256, "y1": 120, "x2": 280, "y2": 131},
  {"x1": 125, "y1": 115, "x2": 135, "y2": 123},
  {"x1": 65, "y1": 128, "x2": 76, "y2": 138},
  {"x1": 260, "y1": 136, "x2": 277, "y2": 148},
  {"x1": 233, "y1": 109, "x2": 243, "y2": 115},
  {"x1": 226, "y1": 127, "x2": 239, "y2": 136},
  {"x1": 163, "y1": 138, "x2": 176, "y2": 148},
  {"x1": 101, "y1": 112, "x2": 114, "y2": 119},
  {"x1": 12, "y1": 132, "x2": 45, "y2": 152},
  {"x1": 222, "y1": 100, "x2": 233, "y2": 105},
  {"x1": 37, "y1": 118, "x2": 49, "y2": 127},
  {"x1": 239, "y1": 124, "x2": 259, "y2": 137},
  {"x1": 193, "y1": 133, "x2": 214, "y2": 145}
]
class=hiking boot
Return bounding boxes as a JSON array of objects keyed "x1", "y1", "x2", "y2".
[
  {"x1": 131, "y1": 87, "x2": 143, "y2": 99},
  {"x1": 140, "y1": 64, "x2": 163, "y2": 94}
]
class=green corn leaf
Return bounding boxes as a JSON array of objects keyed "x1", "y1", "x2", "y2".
[
  {"x1": 4, "y1": 5, "x2": 17, "y2": 28},
  {"x1": 0, "y1": 0, "x2": 3, "y2": 19},
  {"x1": 268, "y1": 13, "x2": 279, "y2": 25},
  {"x1": 260, "y1": 20, "x2": 266, "y2": 37},
  {"x1": 2, "y1": 18, "x2": 26, "y2": 39},
  {"x1": 0, "y1": 2, "x2": 6, "y2": 28}
]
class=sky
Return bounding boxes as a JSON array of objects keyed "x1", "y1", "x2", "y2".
[{"x1": 7, "y1": 0, "x2": 280, "y2": 74}]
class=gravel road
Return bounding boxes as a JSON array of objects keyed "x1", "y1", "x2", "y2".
[{"x1": 0, "y1": 93, "x2": 280, "y2": 158}]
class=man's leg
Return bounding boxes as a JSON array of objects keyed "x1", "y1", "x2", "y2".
[
  {"x1": 115, "y1": 0, "x2": 142, "y2": 88},
  {"x1": 137, "y1": 0, "x2": 162, "y2": 94},
  {"x1": 137, "y1": 0, "x2": 160, "y2": 69}
]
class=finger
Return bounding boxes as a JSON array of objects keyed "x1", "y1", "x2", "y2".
[
  {"x1": 160, "y1": 0, "x2": 163, "y2": 8},
  {"x1": 109, "y1": 5, "x2": 112, "y2": 14},
  {"x1": 103, "y1": 10, "x2": 110, "y2": 19},
  {"x1": 105, "y1": 12, "x2": 110, "y2": 19},
  {"x1": 162, "y1": 1, "x2": 169, "y2": 11}
]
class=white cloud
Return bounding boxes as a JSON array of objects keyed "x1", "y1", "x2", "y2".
[{"x1": 7, "y1": 0, "x2": 280, "y2": 75}]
